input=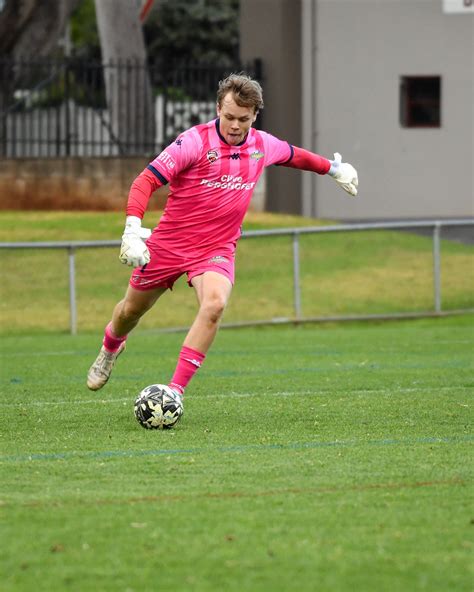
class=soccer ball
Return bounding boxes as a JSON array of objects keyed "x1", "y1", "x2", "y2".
[{"x1": 134, "y1": 384, "x2": 184, "y2": 430}]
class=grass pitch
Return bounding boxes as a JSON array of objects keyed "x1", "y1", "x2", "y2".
[{"x1": 1, "y1": 316, "x2": 472, "y2": 591}]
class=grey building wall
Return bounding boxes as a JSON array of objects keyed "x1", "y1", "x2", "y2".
[
  {"x1": 241, "y1": 0, "x2": 474, "y2": 220},
  {"x1": 311, "y1": 0, "x2": 474, "y2": 220},
  {"x1": 240, "y1": 0, "x2": 303, "y2": 214}
]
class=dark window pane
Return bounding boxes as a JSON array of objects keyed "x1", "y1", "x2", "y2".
[
  {"x1": 400, "y1": 76, "x2": 441, "y2": 128},
  {"x1": 408, "y1": 77, "x2": 440, "y2": 99},
  {"x1": 410, "y1": 102, "x2": 440, "y2": 126}
]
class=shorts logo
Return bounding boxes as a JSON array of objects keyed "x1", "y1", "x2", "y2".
[
  {"x1": 207, "y1": 149, "x2": 220, "y2": 163},
  {"x1": 132, "y1": 275, "x2": 154, "y2": 285},
  {"x1": 250, "y1": 150, "x2": 264, "y2": 161},
  {"x1": 208, "y1": 255, "x2": 229, "y2": 264}
]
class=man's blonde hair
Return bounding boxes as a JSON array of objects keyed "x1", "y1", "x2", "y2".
[{"x1": 217, "y1": 73, "x2": 264, "y2": 113}]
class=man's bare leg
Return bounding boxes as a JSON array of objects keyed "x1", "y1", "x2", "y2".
[
  {"x1": 186, "y1": 271, "x2": 233, "y2": 352},
  {"x1": 168, "y1": 272, "x2": 232, "y2": 394},
  {"x1": 87, "y1": 285, "x2": 167, "y2": 390},
  {"x1": 111, "y1": 285, "x2": 167, "y2": 336}
]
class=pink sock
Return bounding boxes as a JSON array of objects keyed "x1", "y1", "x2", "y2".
[
  {"x1": 169, "y1": 346, "x2": 206, "y2": 395},
  {"x1": 102, "y1": 322, "x2": 127, "y2": 353}
]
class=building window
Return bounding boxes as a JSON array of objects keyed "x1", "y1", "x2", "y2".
[{"x1": 400, "y1": 76, "x2": 441, "y2": 128}]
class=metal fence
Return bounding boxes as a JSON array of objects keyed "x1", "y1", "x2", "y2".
[
  {"x1": 1, "y1": 219, "x2": 472, "y2": 335},
  {"x1": 0, "y1": 57, "x2": 262, "y2": 158}
]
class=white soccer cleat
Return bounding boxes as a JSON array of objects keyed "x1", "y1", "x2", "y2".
[{"x1": 87, "y1": 343, "x2": 126, "y2": 391}]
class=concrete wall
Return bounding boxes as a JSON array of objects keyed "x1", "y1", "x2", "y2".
[
  {"x1": 0, "y1": 157, "x2": 167, "y2": 211},
  {"x1": 240, "y1": 0, "x2": 303, "y2": 214},
  {"x1": 0, "y1": 156, "x2": 267, "y2": 212},
  {"x1": 241, "y1": 0, "x2": 473, "y2": 220},
  {"x1": 313, "y1": 0, "x2": 474, "y2": 220}
]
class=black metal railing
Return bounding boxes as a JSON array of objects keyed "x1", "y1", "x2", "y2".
[{"x1": 0, "y1": 57, "x2": 262, "y2": 158}]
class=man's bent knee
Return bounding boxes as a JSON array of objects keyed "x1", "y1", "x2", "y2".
[
  {"x1": 200, "y1": 294, "x2": 227, "y2": 324},
  {"x1": 117, "y1": 300, "x2": 146, "y2": 323},
  {"x1": 115, "y1": 291, "x2": 159, "y2": 326}
]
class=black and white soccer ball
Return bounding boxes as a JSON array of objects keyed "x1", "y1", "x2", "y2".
[{"x1": 134, "y1": 384, "x2": 184, "y2": 430}]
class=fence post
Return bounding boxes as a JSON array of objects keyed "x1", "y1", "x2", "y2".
[
  {"x1": 432, "y1": 223, "x2": 441, "y2": 313},
  {"x1": 68, "y1": 247, "x2": 77, "y2": 335},
  {"x1": 292, "y1": 232, "x2": 302, "y2": 319},
  {"x1": 65, "y1": 60, "x2": 71, "y2": 156}
]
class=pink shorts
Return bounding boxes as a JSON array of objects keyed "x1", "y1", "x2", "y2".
[{"x1": 129, "y1": 246, "x2": 235, "y2": 291}]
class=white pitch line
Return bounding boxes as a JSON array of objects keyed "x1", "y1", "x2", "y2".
[
  {"x1": 0, "y1": 351, "x2": 80, "y2": 357},
  {"x1": 0, "y1": 397, "x2": 132, "y2": 407},
  {"x1": 0, "y1": 385, "x2": 471, "y2": 408},
  {"x1": 1, "y1": 337, "x2": 472, "y2": 358}
]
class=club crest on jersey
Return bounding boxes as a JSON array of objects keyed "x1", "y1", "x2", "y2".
[
  {"x1": 207, "y1": 149, "x2": 220, "y2": 163},
  {"x1": 250, "y1": 150, "x2": 264, "y2": 161}
]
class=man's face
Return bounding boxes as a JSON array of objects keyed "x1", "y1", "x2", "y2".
[{"x1": 217, "y1": 92, "x2": 257, "y2": 145}]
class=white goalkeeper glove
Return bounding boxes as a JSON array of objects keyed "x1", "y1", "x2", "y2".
[
  {"x1": 328, "y1": 152, "x2": 358, "y2": 197},
  {"x1": 119, "y1": 216, "x2": 152, "y2": 267}
]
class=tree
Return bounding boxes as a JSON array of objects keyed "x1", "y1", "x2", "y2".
[
  {"x1": 69, "y1": 0, "x2": 240, "y2": 66},
  {"x1": 0, "y1": 0, "x2": 241, "y2": 156},
  {"x1": 0, "y1": 0, "x2": 81, "y2": 58},
  {"x1": 69, "y1": 0, "x2": 101, "y2": 61},
  {"x1": 0, "y1": 0, "x2": 156, "y2": 156},
  {"x1": 94, "y1": 0, "x2": 155, "y2": 154},
  {"x1": 143, "y1": 0, "x2": 239, "y2": 66},
  {"x1": 0, "y1": 0, "x2": 82, "y2": 156}
]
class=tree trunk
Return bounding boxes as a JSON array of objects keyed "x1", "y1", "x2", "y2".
[
  {"x1": 0, "y1": 0, "x2": 81, "y2": 58},
  {"x1": 0, "y1": 0, "x2": 81, "y2": 157},
  {"x1": 94, "y1": 0, "x2": 155, "y2": 155}
]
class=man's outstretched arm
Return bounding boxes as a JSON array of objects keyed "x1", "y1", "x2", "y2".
[{"x1": 280, "y1": 146, "x2": 359, "y2": 197}]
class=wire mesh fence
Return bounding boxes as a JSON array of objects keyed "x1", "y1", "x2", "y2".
[{"x1": 1, "y1": 220, "x2": 472, "y2": 335}]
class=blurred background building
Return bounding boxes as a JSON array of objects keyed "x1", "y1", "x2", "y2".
[
  {"x1": 241, "y1": 0, "x2": 474, "y2": 220},
  {"x1": 0, "y1": 0, "x2": 472, "y2": 220}
]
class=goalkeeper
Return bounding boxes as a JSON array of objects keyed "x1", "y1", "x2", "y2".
[{"x1": 87, "y1": 73, "x2": 358, "y2": 398}]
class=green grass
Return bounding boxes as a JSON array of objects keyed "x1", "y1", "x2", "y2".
[
  {"x1": 0, "y1": 316, "x2": 473, "y2": 591},
  {"x1": 0, "y1": 211, "x2": 473, "y2": 333}
]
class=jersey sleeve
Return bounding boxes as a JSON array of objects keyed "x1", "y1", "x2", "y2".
[
  {"x1": 147, "y1": 128, "x2": 202, "y2": 184},
  {"x1": 259, "y1": 130, "x2": 294, "y2": 167},
  {"x1": 281, "y1": 146, "x2": 331, "y2": 175},
  {"x1": 259, "y1": 131, "x2": 331, "y2": 175},
  {"x1": 126, "y1": 168, "x2": 163, "y2": 218}
]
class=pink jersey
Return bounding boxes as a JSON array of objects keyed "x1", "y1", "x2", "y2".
[{"x1": 146, "y1": 119, "x2": 292, "y2": 258}]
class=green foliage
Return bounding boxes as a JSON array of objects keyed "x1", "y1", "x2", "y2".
[
  {"x1": 1, "y1": 318, "x2": 473, "y2": 590},
  {"x1": 70, "y1": 0, "x2": 101, "y2": 60},
  {"x1": 68, "y1": 0, "x2": 240, "y2": 66},
  {"x1": 144, "y1": 0, "x2": 240, "y2": 66}
]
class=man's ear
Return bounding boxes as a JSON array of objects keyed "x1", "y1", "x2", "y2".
[{"x1": 216, "y1": 102, "x2": 221, "y2": 117}]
